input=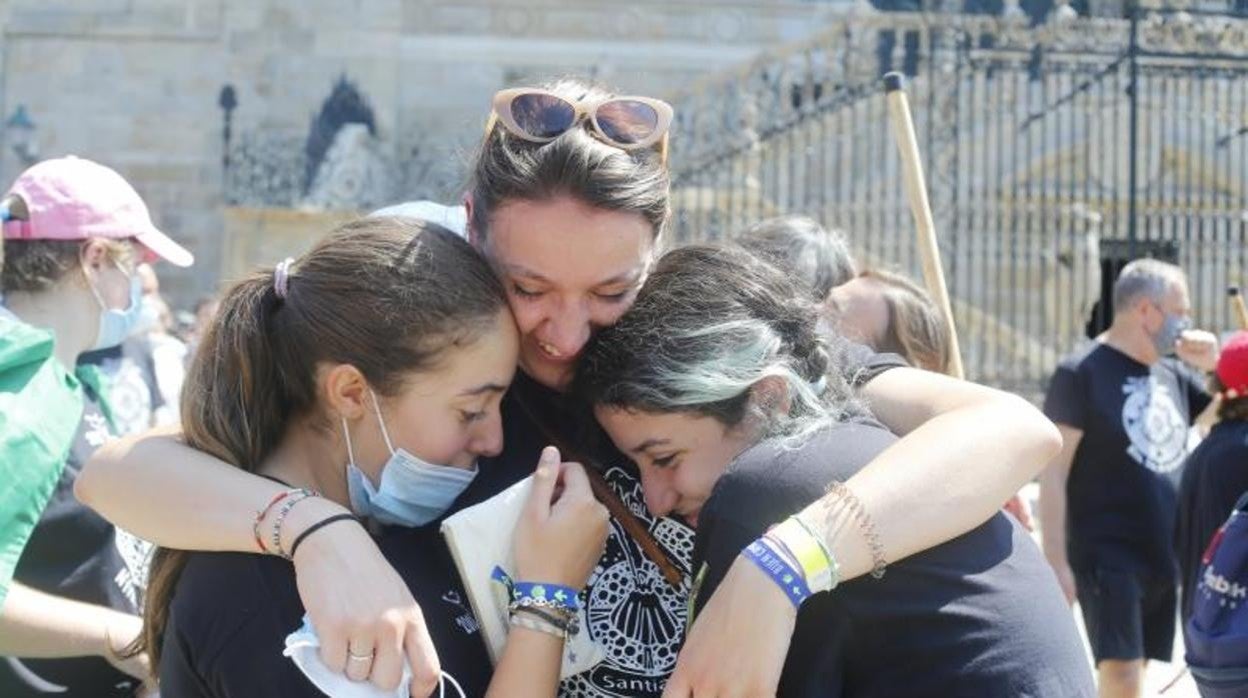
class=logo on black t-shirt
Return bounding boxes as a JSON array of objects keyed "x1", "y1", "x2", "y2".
[
  {"x1": 560, "y1": 467, "x2": 693, "y2": 698},
  {"x1": 1121, "y1": 375, "x2": 1188, "y2": 473},
  {"x1": 112, "y1": 529, "x2": 153, "y2": 608}
]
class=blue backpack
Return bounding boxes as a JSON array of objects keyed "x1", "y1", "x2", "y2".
[{"x1": 1186, "y1": 492, "x2": 1248, "y2": 697}]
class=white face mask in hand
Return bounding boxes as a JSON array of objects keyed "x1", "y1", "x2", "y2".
[{"x1": 285, "y1": 615, "x2": 466, "y2": 698}]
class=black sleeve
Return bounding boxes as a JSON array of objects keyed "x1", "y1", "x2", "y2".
[
  {"x1": 1043, "y1": 361, "x2": 1087, "y2": 430},
  {"x1": 1181, "y1": 364, "x2": 1214, "y2": 420},
  {"x1": 202, "y1": 621, "x2": 325, "y2": 698},
  {"x1": 691, "y1": 514, "x2": 763, "y2": 621},
  {"x1": 838, "y1": 341, "x2": 909, "y2": 389},
  {"x1": 162, "y1": 606, "x2": 323, "y2": 698},
  {"x1": 161, "y1": 554, "x2": 322, "y2": 698}
]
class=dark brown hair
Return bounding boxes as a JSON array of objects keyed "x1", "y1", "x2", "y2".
[
  {"x1": 468, "y1": 79, "x2": 670, "y2": 243},
  {"x1": 131, "y1": 217, "x2": 507, "y2": 673},
  {"x1": 1211, "y1": 375, "x2": 1248, "y2": 422}
]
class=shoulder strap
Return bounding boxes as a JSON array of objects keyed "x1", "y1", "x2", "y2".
[{"x1": 511, "y1": 390, "x2": 684, "y2": 588}]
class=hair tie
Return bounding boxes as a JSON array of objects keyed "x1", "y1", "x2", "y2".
[{"x1": 274, "y1": 258, "x2": 294, "y2": 299}]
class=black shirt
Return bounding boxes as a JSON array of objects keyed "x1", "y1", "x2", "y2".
[
  {"x1": 1174, "y1": 420, "x2": 1248, "y2": 623},
  {"x1": 690, "y1": 420, "x2": 1095, "y2": 698},
  {"x1": 158, "y1": 344, "x2": 906, "y2": 698},
  {"x1": 0, "y1": 381, "x2": 152, "y2": 697},
  {"x1": 454, "y1": 344, "x2": 906, "y2": 698},
  {"x1": 1043, "y1": 342, "x2": 1212, "y2": 576},
  {"x1": 159, "y1": 524, "x2": 493, "y2": 697}
]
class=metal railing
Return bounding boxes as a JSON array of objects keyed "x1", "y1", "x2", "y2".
[{"x1": 667, "y1": 0, "x2": 1248, "y2": 399}]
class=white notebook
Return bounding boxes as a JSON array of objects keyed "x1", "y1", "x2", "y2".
[{"x1": 440, "y1": 475, "x2": 605, "y2": 678}]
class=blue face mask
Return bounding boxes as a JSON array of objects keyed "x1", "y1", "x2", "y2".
[
  {"x1": 342, "y1": 390, "x2": 478, "y2": 527},
  {"x1": 86, "y1": 271, "x2": 142, "y2": 351},
  {"x1": 1151, "y1": 305, "x2": 1191, "y2": 357}
]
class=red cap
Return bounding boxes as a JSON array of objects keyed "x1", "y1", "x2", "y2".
[{"x1": 1217, "y1": 331, "x2": 1248, "y2": 399}]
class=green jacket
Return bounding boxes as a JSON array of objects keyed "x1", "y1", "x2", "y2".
[{"x1": 0, "y1": 311, "x2": 89, "y2": 608}]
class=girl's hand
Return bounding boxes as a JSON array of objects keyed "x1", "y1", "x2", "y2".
[
  {"x1": 101, "y1": 612, "x2": 151, "y2": 681},
  {"x1": 664, "y1": 556, "x2": 795, "y2": 698},
  {"x1": 514, "y1": 447, "x2": 609, "y2": 589},
  {"x1": 292, "y1": 516, "x2": 441, "y2": 698}
]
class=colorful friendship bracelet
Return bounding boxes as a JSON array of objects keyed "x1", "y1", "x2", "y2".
[
  {"x1": 252, "y1": 489, "x2": 308, "y2": 554},
  {"x1": 270, "y1": 489, "x2": 319, "y2": 559},
  {"x1": 743, "y1": 539, "x2": 812, "y2": 609}
]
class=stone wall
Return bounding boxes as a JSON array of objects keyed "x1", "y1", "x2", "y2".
[{"x1": 0, "y1": 0, "x2": 850, "y2": 306}]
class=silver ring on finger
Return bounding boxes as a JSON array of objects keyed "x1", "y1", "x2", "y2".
[{"x1": 347, "y1": 651, "x2": 374, "y2": 663}]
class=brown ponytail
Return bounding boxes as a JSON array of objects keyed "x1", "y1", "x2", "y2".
[{"x1": 130, "y1": 217, "x2": 506, "y2": 672}]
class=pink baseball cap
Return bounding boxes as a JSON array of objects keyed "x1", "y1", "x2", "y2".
[{"x1": 2, "y1": 156, "x2": 193, "y2": 267}]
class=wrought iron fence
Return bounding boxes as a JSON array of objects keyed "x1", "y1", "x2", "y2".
[{"x1": 668, "y1": 0, "x2": 1248, "y2": 400}]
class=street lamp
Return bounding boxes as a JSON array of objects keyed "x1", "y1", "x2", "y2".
[
  {"x1": 218, "y1": 85, "x2": 237, "y2": 174},
  {"x1": 5, "y1": 105, "x2": 38, "y2": 166}
]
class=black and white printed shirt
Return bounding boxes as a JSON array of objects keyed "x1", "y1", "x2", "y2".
[{"x1": 1044, "y1": 341, "x2": 1212, "y2": 577}]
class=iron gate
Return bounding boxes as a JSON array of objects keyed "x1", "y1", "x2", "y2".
[{"x1": 668, "y1": 0, "x2": 1248, "y2": 399}]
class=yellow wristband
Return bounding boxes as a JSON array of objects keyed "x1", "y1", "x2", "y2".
[{"x1": 770, "y1": 517, "x2": 837, "y2": 593}]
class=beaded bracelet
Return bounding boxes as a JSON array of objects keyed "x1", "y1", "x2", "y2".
[
  {"x1": 269, "y1": 489, "x2": 319, "y2": 559},
  {"x1": 253, "y1": 489, "x2": 302, "y2": 554},
  {"x1": 743, "y1": 539, "x2": 811, "y2": 609},
  {"x1": 826, "y1": 480, "x2": 888, "y2": 579}
]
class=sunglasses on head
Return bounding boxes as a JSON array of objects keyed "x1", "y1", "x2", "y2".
[{"x1": 485, "y1": 88, "x2": 673, "y2": 164}]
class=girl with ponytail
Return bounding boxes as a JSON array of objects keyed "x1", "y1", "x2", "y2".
[{"x1": 134, "y1": 217, "x2": 607, "y2": 697}]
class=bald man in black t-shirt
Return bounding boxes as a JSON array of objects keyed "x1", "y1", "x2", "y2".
[{"x1": 1040, "y1": 259, "x2": 1218, "y2": 697}]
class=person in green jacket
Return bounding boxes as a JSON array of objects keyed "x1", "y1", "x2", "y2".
[{"x1": 0, "y1": 156, "x2": 193, "y2": 697}]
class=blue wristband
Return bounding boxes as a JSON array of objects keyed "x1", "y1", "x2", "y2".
[
  {"x1": 490, "y1": 565, "x2": 581, "y2": 613},
  {"x1": 743, "y1": 539, "x2": 812, "y2": 609}
]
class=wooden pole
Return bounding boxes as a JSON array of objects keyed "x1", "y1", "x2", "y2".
[
  {"x1": 883, "y1": 72, "x2": 965, "y2": 379},
  {"x1": 1230, "y1": 286, "x2": 1248, "y2": 330}
]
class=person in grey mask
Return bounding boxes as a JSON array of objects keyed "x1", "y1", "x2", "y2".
[
  {"x1": 0, "y1": 156, "x2": 193, "y2": 696},
  {"x1": 1039, "y1": 257, "x2": 1221, "y2": 698}
]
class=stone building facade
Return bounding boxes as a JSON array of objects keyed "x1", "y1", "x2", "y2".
[{"x1": 0, "y1": 0, "x2": 851, "y2": 303}]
